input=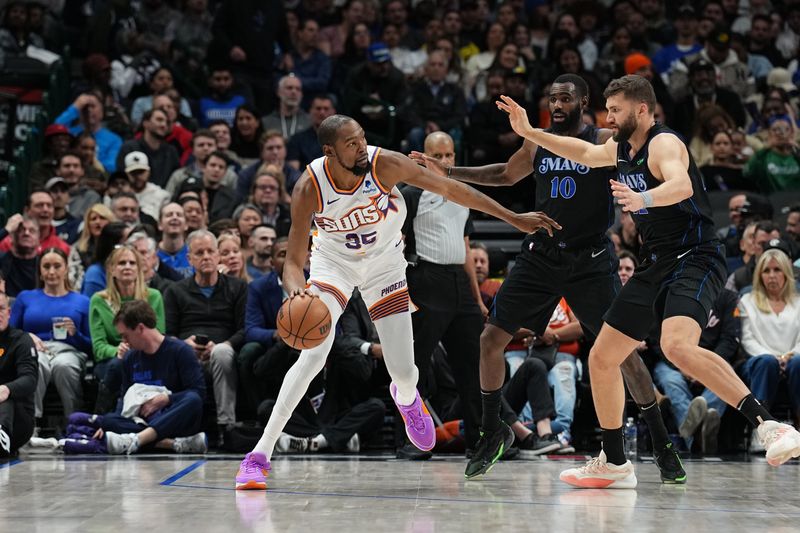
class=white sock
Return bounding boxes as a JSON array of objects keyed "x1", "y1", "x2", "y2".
[
  {"x1": 374, "y1": 312, "x2": 418, "y2": 405},
  {"x1": 252, "y1": 291, "x2": 345, "y2": 460}
]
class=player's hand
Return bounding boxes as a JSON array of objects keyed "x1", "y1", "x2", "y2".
[
  {"x1": 478, "y1": 301, "x2": 489, "y2": 320},
  {"x1": 610, "y1": 180, "x2": 645, "y2": 212},
  {"x1": 496, "y1": 95, "x2": 535, "y2": 139},
  {"x1": 409, "y1": 151, "x2": 448, "y2": 177},
  {"x1": 510, "y1": 211, "x2": 561, "y2": 236},
  {"x1": 288, "y1": 287, "x2": 315, "y2": 298}
]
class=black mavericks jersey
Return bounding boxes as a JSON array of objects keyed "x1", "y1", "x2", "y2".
[
  {"x1": 616, "y1": 123, "x2": 716, "y2": 255},
  {"x1": 529, "y1": 125, "x2": 615, "y2": 249}
]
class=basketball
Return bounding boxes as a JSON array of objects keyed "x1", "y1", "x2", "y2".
[{"x1": 276, "y1": 294, "x2": 332, "y2": 350}]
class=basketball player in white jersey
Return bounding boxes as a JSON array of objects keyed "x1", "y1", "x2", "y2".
[{"x1": 235, "y1": 114, "x2": 560, "y2": 489}]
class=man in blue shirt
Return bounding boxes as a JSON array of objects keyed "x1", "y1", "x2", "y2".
[
  {"x1": 92, "y1": 300, "x2": 207, "y2": 455},
  {"x1": 54, "y1": 93, "x2": 122, "y2": 172}
]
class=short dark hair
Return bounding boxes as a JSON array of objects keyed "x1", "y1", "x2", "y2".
[
  {"x1": 317, "y1": 114, "x2": 355, "y2": 147},
  {"x1": 112, "y1": 191, "x2": 139, "y2": 204},
  {"x1": 27, "y1": 187, "x2": 53, "y2": 207},
  {"x1": 208, "y1": 119, "x2": 231, "y2": 131},
  {"x1": 113, "y1": 299, "x2": 157, "y2": 330},
  {"x1": 603, "y1": 75, "x2": 657, "y2": 113},
  {"x1": 553, "y1": 74, "x2": 589, "y2": 100},
  {"x1": 789, "y1": 204, "x2": 800, "y2": 215},
  {"x1": 251, "y1": 223, "x2": 277, "y2": 235},
  {"x1": 192, "y1": 129, "x2": 216, "y2": 147},
  {"x1": 617, "y1": 249, "x2": 639, "y2": 267},
  {"x1": 57, "y1": 150, "x2": 83, "y2": 167},
  {"x1": 203, "y1": 150, "x2": 229, "y2": 167},
  {"x1": 142, "y1": 107, "x2": 168, "y2": 123}
]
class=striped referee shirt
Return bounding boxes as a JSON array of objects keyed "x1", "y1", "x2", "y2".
[{"x1": 400, "y1": 186, "x2": 472, "y2": 265}]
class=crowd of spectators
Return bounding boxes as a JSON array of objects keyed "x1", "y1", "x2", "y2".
[{"x1": 0, "y1": 0, "x2": 799, "y2": 457}]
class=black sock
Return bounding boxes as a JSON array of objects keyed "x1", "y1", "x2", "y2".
[
  {"x1": 639, "y1": 401, "x2": 670, "y2": 450},
  {"x1": 481, "y1": 388, "x2": 502, "y2": 432},
  {"x1": 737, "y1": 394, "x2": 774, "y2": 427},
  {"x1": 602, "y1": 427, "x2": 626, "y2": 465}
]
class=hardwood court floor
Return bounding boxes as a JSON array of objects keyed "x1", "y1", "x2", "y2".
[{"x1": 2, "y1": 453, "x2": 799, "y2": 532}]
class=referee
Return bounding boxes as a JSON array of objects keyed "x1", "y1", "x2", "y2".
[{"x1": 399, "y1": 132, "x2": 485, "y2": 459}]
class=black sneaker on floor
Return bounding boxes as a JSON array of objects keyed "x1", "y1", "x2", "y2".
[
  {"x1": 396, "y1": 442, "x2": 433, "y2": 460},
  {"x1": 464, "y1": 422, "x2": 514, "y2": 479},
  {"x1": 518, "y1": 433, "x2": 562, "y2": 458},
  {"x1": 654, "y1": 442, "x2": 687, "y2": 484}
]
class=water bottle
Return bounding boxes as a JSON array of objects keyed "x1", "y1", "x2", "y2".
[{"x1": 624, "y1": 417, "x2": 638, "y2": 461}]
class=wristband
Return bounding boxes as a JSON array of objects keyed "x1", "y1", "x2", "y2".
[{"x1": 639, "y1": 191, "x2": 654, "y2": 208}]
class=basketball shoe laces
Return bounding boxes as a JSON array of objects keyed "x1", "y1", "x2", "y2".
[
  {"x1": 242, "y1": 456, "x2": 267, "y2": 475},
  {"x1": 579, "y1": 456, "x2": 609, "y2": 474},
  {"x1": 761, "y1": 424, "x2": 789, "y2": 449},
  {"x1": 405, "y1": 406, "x2": 426, "y2": 432}
]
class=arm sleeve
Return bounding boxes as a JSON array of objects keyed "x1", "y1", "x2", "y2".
[
  {"x1": 4, "y1": 333, "x2": 38, "y2": 399},
  {"x1": 244, "y1": 282, "x2": 276, "y2": 347}
]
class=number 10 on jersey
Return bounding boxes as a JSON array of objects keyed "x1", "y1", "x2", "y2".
[{"x1": 549, "y1": 176, "x2": 576, "y2": 199}]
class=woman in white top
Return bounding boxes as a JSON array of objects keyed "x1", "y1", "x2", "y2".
[{"x1": 739, "y1": 249, "x2": 800, "y2": 419}]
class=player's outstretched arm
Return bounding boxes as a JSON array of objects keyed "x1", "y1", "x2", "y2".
[
  {"x1": 380, "y1": 150, "x2": 561, "y2": 235},
  {"x1": 409, "y1": 141, "x2": 535, "y2": 186},
  {"x1": 496, "y1": 95, "x2": 617, "y2": 168},
  {"x1": 283, "y1": 173, "x2": 317, "y2": 297},
  {"x1": 610, "y1": 134, "x2": 694, "y2": 212}
]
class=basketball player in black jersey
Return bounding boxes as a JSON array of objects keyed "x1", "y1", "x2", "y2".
[
  {"x1": 498, "y1": 75, "x2": 800, "y2": 489},
  {"x1": 413, "y1": 74, "x2": 684, "y2": 483}
]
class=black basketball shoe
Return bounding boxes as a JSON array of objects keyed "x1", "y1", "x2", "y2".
[
  {"x1": 464, "y1": 421, "x2": 515, "y2": 479},
  {"x1": 654, "y1": 442, "x2": 687, "y2": 484}
]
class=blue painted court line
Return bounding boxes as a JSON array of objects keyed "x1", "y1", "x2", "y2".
[
  {"x1": 160, "y1": 459, "x2": 207, "y2": 486},
  {"x1": 0, "y1": 458, "x2": 22, "y2": 469}
]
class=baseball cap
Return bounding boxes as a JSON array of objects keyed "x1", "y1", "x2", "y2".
[
  {"x1": 624, "y1": 53, "x2": 652, "y2": 75},
  {"x1": 708, "y1": 28, "x2": 731, "y2": 49},
  {"x1": 44, "y1": 124, "x2": 71, "y2": 138},
  {"x1": 124, "y1": 151, "x2": 150, "y2": 173},
  {"x1": 368, "y1": 42, "x2": 392, "y2": 63},
  {"x1": 763, "y1": 238, "x2": 793, "y2": 259},
  {"x1": 739, "y1": 194, "x2": 774, "y2": 220},
  {"x1": 767, "y1": 67, "x2": 796, "y2": 92},
  {"x1": 178, "y1": 176, "x2": 204, "y2": 195},
  {"x1": 689, "y1": 58, "x2": 715, "y2": 75},
  {"x1": 44, "y1": 176, "x2": 67, "y2": 190}
]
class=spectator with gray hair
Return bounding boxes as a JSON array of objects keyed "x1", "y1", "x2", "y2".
[
  {"x1": 127, "y1": 231, "x2": 181, "y2": 293},
  {"x1": 164, "y1": 229, "x2": 248, "y2": 446}
]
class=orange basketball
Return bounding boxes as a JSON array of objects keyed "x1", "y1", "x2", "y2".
[{"x1": 277, "y1": 294, "x2": 332, "y2": 350}]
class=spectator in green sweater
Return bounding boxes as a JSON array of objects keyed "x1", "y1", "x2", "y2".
[
  {"x1": 89, "y1": 246, "x2": 165, "y2": 413},
  {"x1": 744, "y1": 115, "x2": 800, "y2": 193}
]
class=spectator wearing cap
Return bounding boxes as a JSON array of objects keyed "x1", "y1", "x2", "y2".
[
  {"x1": 157, "y1": 202, "x2": 193, "y2": 279},
  {"x1": 0, "y1": 190, "x2": 69, "y2": 256},
  {"x1": 30, "y1": 124, "x2": 73, "y2": 190},
  {"x1": 651, "y1": 5, "x2": 703, "y2": 76},
  {"x1": 288, "y1": 18, "x2": 332, "y2": 110},
  {"x1": 743, "y1": 114, "x2": 800, "y2": 194},
  {"x1": 738, "y1": 248, "x2": 800, "y2": 435},
  {"x1": 55, "y1": 151, "x2": 101, "y2": 220},
  {"x1": 261, "y1": 75, "x2": 311, "y2": 140},
  {"x1": 122, "y1": 151, "x2": 170, "y2": 221},
  {"x1": 670, "y1": 26, "x2": 753, "y2": 103},
  {"x1": 405, "y1": 51, "x2": 466, "y2": 153},
  {"x1": 670, "y1": 56, "x2": 747, "y2": 140},
  {"x1": 341, "y1": 42, "x2": 409, "y2": 148},
  {"x1": 54, "y1": 92, "x2": 122, "y2": 172},
  {"x1": 116, "y1": 108, "x2": 180, "y2": 188},
  {"x1": 287, "y1": 95, "x2": 337, "y2": 170},
  {"x1": 164, "y1": 130, "x2": 238, "y2": 196},
  {"x1": 46, "y1": 177, "x2": 81, "y2": 244}
]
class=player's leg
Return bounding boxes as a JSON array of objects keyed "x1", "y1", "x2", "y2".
[
  {"x1": 660, "y1": 313, "x2": 800, "y2": 466},
  {"x1": 236, "y1": 288, "x2": 348, "y2": 490},
  {"x1": 566, "y1": 245, "x2": 682, "y2": 482}
]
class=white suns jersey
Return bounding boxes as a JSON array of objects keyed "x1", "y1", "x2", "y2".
[{"x1": 306, "y1": 146, "x2": 407, "y2": 260}]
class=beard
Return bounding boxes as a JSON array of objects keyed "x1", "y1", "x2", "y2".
[
  {"x1": 612, "y1": 113, "x2": 638, "y2": 143},
  {"x1": 550, "y1": 106, "x2": 582, "y2": 134}
]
